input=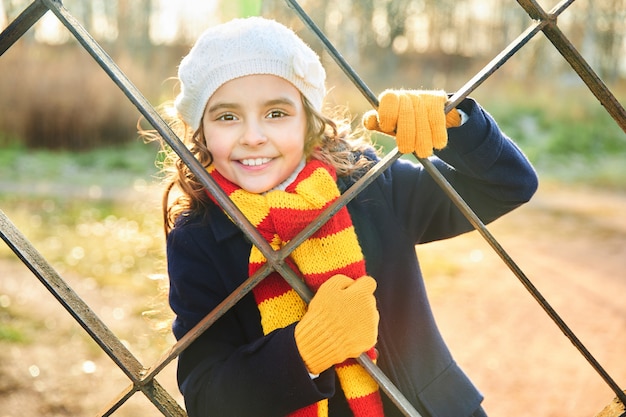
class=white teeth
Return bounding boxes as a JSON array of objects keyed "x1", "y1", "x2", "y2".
[{"x1": 241, "y1": 158, "x2": 271, "y2": 166}]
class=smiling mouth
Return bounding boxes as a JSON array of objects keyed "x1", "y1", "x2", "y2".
[{"x1": 240, "y1": 157, "x2": 272, "y2": 167}]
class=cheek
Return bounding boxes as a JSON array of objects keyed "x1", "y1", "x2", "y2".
[
  {"x1": 203, "y1": 128, "x2": 224, "y2": 155},
  {"x1": 282, "y1": 130, "x2": 306, "y2": 157}
]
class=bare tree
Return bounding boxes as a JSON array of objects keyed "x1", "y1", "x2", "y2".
[
  {"x1": 594, "y1": 0, "x2": 626, "y2": 82},
  {"x1": 117, "y1": 0, "x2": 152, "y2": 48}
]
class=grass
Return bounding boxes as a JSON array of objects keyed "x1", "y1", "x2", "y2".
[
  {"x1": 476, "y1": 83, "x2": 626, "y2": 190},
  {"x1": 0, "y1": 85, "x2": 623, "y2": 416},
  {"x1": 0, "y1": 83, "x2": 624, "y2": 315},
  {"x1": 0, "y1": 139, "x2": 161, "y2": 189},
  {"x1": 1, "y1": 87, "x2": 624, "y2": 288},
  {"x1": 0, "y1": 140, "x2": 166, "y2": 295},
  {"x1": 0, "y1": 323, "x2": 28, "y2": 343}
]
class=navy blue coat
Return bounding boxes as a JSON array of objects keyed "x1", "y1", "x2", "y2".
[{"x1": 167, "y1": 98, "x2": 538, "y2": 417}]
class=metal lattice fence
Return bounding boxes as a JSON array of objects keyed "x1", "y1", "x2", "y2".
[{"x1": 1, "y1": 0, "x2": 625, "y2": 416}]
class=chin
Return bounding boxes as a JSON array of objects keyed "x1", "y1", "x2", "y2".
[{"x1": 241, "y1": 184, "x2": 274, "y2": 194}]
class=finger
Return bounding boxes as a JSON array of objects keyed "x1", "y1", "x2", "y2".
[
  {"x1": 362, "y1": 110, "x2": 381, "y2": 131},
  {"x1": 410, "y1": 92, "x2": 433, "y2": 158},
  {"x1": 446, "y1": 108, "x2": 462, "y2": 128},
  {"x1": 377, "y1": 90, "x2": 400, "y2": 134},
  {"x1": 425, "y1": 93, "x2": 448, "y2": 151},
  {"x1": 353, "y1": 275, "x2": 377, "y2": 293},
  {"x1": 396, "y1": 93, "x2": 416, "y2": 154}
]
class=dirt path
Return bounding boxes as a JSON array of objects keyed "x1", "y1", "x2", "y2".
[
  {"x1": 1, "y1": 181, "x2": 625, "y2": 416},
  {"x1": 424, "y1": 182, "x2": 626, "y2": 416}
]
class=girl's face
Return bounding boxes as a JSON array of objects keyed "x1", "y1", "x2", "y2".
[{"x1": 202, "y1": 74, "x2": 308, "y2": 194}]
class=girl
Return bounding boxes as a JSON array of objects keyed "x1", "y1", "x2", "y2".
[{"x1": 160, "y1": 16, "x2": 538, "y2": 417}]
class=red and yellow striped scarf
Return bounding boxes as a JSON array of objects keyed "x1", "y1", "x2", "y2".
[{"x1": 207, "y1": 159, "x2": 385, "y2": 417}]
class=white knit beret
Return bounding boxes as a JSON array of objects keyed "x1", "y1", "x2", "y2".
[{"x1": 174, "y1": 16, "x2": 326, "y2": 131}]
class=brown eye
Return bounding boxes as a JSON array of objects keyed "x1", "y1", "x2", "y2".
[
  {"x1": 217, "y1": 113, "x2": 237, "y2": 121},
  {"x1": 267, "y1": 110, "x2": 287, "y2": 119}
]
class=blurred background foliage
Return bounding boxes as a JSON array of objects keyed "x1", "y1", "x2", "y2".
[
  {"x1": 0, "y1": 3, "x2": 624, "y2": 414},
  {"x1": 0, "y1": 0, "x2": 624, "y2": 160},
  {"x1": 0, "y1": 0, "x2": 624, "y2": 280},
  {"x1": 0, "y1": 0, "x2": 626, "y2": 283}
]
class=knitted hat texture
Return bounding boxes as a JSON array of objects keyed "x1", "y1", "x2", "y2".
[{"x1": 175, "y1": 16, "x2": 326, "y2": 131}]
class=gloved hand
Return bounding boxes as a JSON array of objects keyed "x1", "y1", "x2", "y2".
[
  {"x1": 295, "y1": 274, "x2": 379, "y2": 375},
  {"x1": 363, "y1": 89, "x2": 462, "y2": 158}
]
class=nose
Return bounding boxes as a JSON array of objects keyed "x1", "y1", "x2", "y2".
[{"x1": 240, "y1": 121, "x2": 267, "y2": 147}]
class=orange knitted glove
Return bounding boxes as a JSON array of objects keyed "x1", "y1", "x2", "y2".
[
  {"x1": 295, "y1": 274, "x2": 379, "y2": 375},
  {"x1": 362, "y1": 89, "x2": 462, "y2": 158}
]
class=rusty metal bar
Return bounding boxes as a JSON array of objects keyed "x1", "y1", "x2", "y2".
[
  {"x1": 288, "y1": 0, "x2": 626, "y2": 410},
  {"x1": 0, "y1": 0, "x2": 49, "y2": 56},
  {"x1": 419, "y1": 156, "x2": 626, "y2": 407},
  {"x1": 37, "y1": 3, "x2": 420, "y2": 415},
  {"x1": 39, "y1": 0, "x2": 308, "y2": 299},
  {"x1": 97, "y1": 383, "x2": 136, "y2": 417},
  {"x1": 285, "y1": 0, "x2": 377, "y2": 107},
  {"x1": 450, "y1": 20, "x2": 546, "y2": 109},
  {"x1": 0, "y1": 209, "x2": 186, "y2": 416},
  {"x1": 97, "y1": 378, "x2": 185, "y2": 417},
  {"x1": 521, "y1": 0, "x2": 626, "y2": 133},
  {"x1": 512, "y1": 0, "x2": 626, "y2": 403},
  {"x1": 0, "y1": 210, "x2": 143, "y2": 379},
  {"x1": 549, "y1": 0, "x2": 625, "y2": 132},
  {"x1": 509, "y1": 0, "x2": 626, "y2": 404},
  {"x1": 524, "y1": 0, "x2": 626, "y2": 132},
  {"x1": 139, "y1": 379, "x2": 187, "y2": 417},
  {"x1": 0, "y1": 0, "x2": 623, "y2": 415}
]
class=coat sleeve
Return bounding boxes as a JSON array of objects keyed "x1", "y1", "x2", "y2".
[
  {"x1": 167, "y1": 217, "x2": 335, "y2": 417},
  {"x1": 380, "y1": 97, "x2": 538, "y2": 244}
]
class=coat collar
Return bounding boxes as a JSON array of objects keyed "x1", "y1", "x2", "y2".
[{"x1": 207, "y1": 203, "x2": 246, "y2": 243}]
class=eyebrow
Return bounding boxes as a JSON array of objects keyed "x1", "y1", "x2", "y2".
[
  {"x1": 206, "y1": 97, "x2": 298, "y2": 114},
  {"x1": 206, "y1": 102, "x2": 240, "y2": 114}
]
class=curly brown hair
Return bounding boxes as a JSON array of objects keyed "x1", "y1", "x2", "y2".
[{"x1": 144, "y1": 96, "x2": 377, "y2": 237}]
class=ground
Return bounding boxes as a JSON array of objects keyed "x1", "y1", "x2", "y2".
[
  {"x1": 0, "y1": 181, "x2": 625, "y2": 416},
  {"x1": 422, "y1": 182, "x2": 626, "y2": 417}
]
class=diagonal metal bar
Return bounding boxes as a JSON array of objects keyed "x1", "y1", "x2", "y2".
[
  {"x1": 449, "y1": 20, "x2": 547, "y2": 109},
  {"x1": 39, "y1": 0, "x2": 313, "y2": 301},
  {"x1": 458, "y1": 0, "x2": 626, "y2": 407},
  {"x1": 140, "y1": 153, "x2": 410, "y2": 412},
  {"x1": 446, "y1": 0, "x2": 572, "y2": 110},
  {"x1": 0, "y1": 210, "x2": 143, "y2": 379},
  {"x1": 97, "y1": 383, "x2": 137, "y2": 417},
  {"x1": 3, "y1": 0, "x2": 620, "y2": 415},
  {"x1": 517, "y1": 0, "x2": 626, "y2": 133},
  {"x1": 142, "y1": 263, "x2": 274, "y2": 382},
  {"x1": 513, "y1": 0, "x2": 626, "y2": 403},
  {"x1": 505, "y1": 1, "x2": 626, "y2": 404},
  {"x1": 138, "y1": 379, "x2": 186, "y2": 417},
  {"x1": 285, "y1": 0, "x2": 378, "y2": 107},
  {"x1": 0, "y1": 210, "x2": 186, "y2": 416},
  {"x1": 0, "y1": 0, "x2": 49, "y2": 56},
  {"x1": 418, "y1": 156, "x2": 626, "y2": 406},
  {"x1": 288, "y1": 0, "x2": 626, "y2": 410},
  {"x1": 38, "y1": 7, "x2": 413, "y2": 417},
  {"x1": 96, "y1": 378, "x2": 185, "y2": 417}
]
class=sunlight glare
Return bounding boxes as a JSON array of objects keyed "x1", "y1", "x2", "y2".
[
  {"x1": 151, "y1": 0, "x2": 220, "y2": 44},
  {"x1": 34, "y1": 13, "x2": 70, "y2": 44}
]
